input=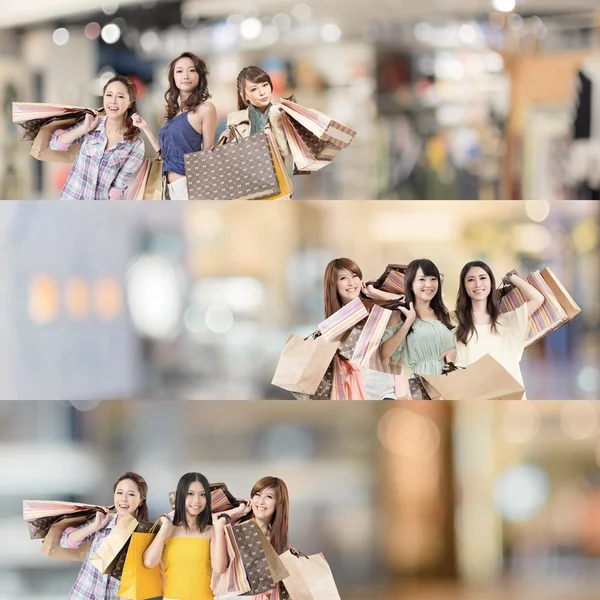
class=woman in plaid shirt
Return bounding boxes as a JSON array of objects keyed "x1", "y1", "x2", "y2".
[
  {"x1": 60, "y1": 472, "x2": 149, "y2": 600},
  {"x1": 50, "y1": 75, "x2": 145, "y2": 200}
]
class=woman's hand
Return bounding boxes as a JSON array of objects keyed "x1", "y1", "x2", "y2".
[
  {"x1": 158, "y1": 514, "x2": 174, "y2": 536},
  {"x1": 398, "y1": 302, "x2": 416, "y2": 326},
  {"x1": 212, "y1": 513, "x2": 229, "y2": 529},
  {"x1": 131, "y1": 113, "x2": 148, "y2": 131},
  {"x1": 440, "y1": 348, "x2": 457, "y2": 371},
  {"x1": 92, "y1": 511, "x2": 111, "y2": 532},
  {"x1": 235, "y1": 500, "x2": 252, "y2": 518},
  {"x1": 82, "y1": 112, "x2": 100, "y2": 133}
]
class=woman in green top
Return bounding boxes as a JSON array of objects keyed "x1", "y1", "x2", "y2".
[{"x1": 380, "y1": 258, "x2": 456, "y2": 376}]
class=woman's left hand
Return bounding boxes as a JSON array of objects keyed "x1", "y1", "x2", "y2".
[
  {"x1": 213, "y1": 513, "x2": 228, "y2": 528},
  {"x1": 440, "y1": 349, "x2": 457, "y2": 367}
]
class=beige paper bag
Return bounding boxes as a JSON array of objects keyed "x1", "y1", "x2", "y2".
[
  {"x1": 279, "y1": 551, "x2": 341, "y2": 600},
  {"x1": 272, "y1": 335, "x2": 339, "y2": 395},
  {"x1": 90, "y1": 513, "x2": 138, "y2": 574},
  {"x1": 421, "y1": 353, "x2": 524, "y2": 401},
  {"x1": 30, "y1": 117, "x2": 81, "y2": 163},
  {"x1": 41, "y1": 513, "x2": 93, "y2": 561}
]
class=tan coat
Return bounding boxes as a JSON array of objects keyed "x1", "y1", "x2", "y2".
[{"x1": 225, "y1": 104, "x2": 291, "y2": 158}]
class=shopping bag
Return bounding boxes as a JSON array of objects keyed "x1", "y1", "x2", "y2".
[
  {"x1": 279, "y1": 551, "x2": 341, "y2": 600},
  {"x1": 184, "y1": 128, "x2": 280, "y2": 200},
  {"x1": 330, "y1": 355, "x2": 365, "y2": 400},
  {"x1": 117, "y1": 521, "x2": 162, "y2": 600},
  {"x1": 259, "y1": 132, "x2": 294, "y2": 200},
  {"x1": 272, "y1": 334, "x2": 339, "y2": 395},
  {"x1": 369, "y1": 264, "x2": 408, "y2": 295},
  {"x1": 23, "y1": 500, "x2": 109, "y2": 538},
  {"x1": 12, "y1": 102, "x2": 97, "y2": 124},
  {"x1": 316, "y1": 298, "x2": 369, "y2": 342},
  {"x1": 292, "y1": 359, "x2": 335, "y2": 401},
  {"x1": 40, "y1": 513, "x2": 94, "y2": 561},
  {"x1": 211, "y1": 523, "x2": 251, "y2": 596},
  {"x1": 279, "y1": 99, "x2": 356, "y2": 149},
  {"x1": 499, "y1": 268, "x2": 580, "y2": 347},
  {"x1": 280, "y1": 113, "x2": 334, "y2": 172},
  {"x1": 348, "y1": 304, "x2": 393, "y2": 367},
  {"x1": 125, "y1": 157, "x2": 163, "y2": 200},
  {"x1": 29, "y1": 116, "x2": 81, "y2": 163},
  {"x1": 421, "y1": 353, "x2": 524, "y2": 400},
  {"x1": 90, "y1": 513, "x2": 138, "y2": 575},
  {"x1": 231, "y1": 520, "x2": 288, "y2": 594}
]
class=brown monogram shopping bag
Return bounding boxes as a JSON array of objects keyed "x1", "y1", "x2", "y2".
[{"x1": 184, "y1": 128, "x2": 280, "y2": 200}]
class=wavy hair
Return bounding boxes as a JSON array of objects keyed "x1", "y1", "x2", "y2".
[
  {"x1": 104, "y1": 75, "x2": 139, "y2": 142},
  {"x1": 323, "y1": 258, "x2": 363, "y2": 318},
  {"x1": 455, "y1": 260, "x2": 501, "y2": 345},
  {"x1": 402, "y1": 258, "x2": 452, "y2": 332},
  {"x1": 239, "y1": 476, "x2": 290, "y2": 555},
  {"x1": 165, "y1": 52, "x2": 211, "y2": 120}
]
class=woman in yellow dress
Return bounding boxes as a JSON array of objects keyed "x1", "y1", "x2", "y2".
[{"x1": 143, "y1": 472, "x2": 228, "y2": 600}]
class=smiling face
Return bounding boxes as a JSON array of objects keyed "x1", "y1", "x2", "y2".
[
  {"x1": 411, "y1": 267, "x2": 439, "y2": 303},
  {"x1": 243, "y1": 79, "x2": 272, "y2": 110},
  {"x1": 174, "y1": 56, "x2": 200, "y2": 94},
  {"x1": 464, "y1": 266, "x2": 491, "y2": 301},
  {"x1": 336, "y1": 268, "x2": 361, "y2": 305},
  {"x1": 251, "y1": 486, "x2": 277, "y2": 522},
  {"x1": 103, "y1": 81, "x2": 131, "y2": 119},
  {"x1": 185, "y1": 481, "x2": 208, "y2": 519},
  {"x1": 113, "y1": 479, "x2": 142, "y2": 518}
]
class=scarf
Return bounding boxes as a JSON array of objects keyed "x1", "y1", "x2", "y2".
[{"x1": 249, "y1": 102, "x2": 272, "y2": 135}]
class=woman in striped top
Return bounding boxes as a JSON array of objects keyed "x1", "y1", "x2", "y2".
[{"x1": 60, "y1": 471, "x2": 149, "y2": 600}]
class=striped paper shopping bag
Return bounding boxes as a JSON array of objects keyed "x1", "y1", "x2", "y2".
[
  {"x1": 350, "y1": 304, "x2": 393, "y2": 367},
  {"x1": 279, "y1": 98, "x2": 356, "y2": 148},
  {"x1": 12, "y1": 102, "x2": 98, "y2": 124},
  {"x1": 499, "y1": 268, "x2": 579, "y2": 347},
  {"x1": 371, "y1": 264, "x2": 408, "y2": 295},
  {"x1": 317, "y1": 298, "x2": 369, "y2": 342},
  {"x1": 280, "y1": 112, "x2": 336, "y2": 172}
]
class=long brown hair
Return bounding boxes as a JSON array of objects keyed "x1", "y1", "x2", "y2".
[
  {"x1": 165, "y1": 52, "x2": 211, "y2": 120},
  {"x1": 323, "y1": 258, "x2": 363, "y2": 318},
  {"x1": 455, "y1": 260, "x2": 501, "y2": 345},
  {"x1": 113, "y1": 471, "x2": 149, "y2": 521},
  {"x1": 240, "y1": 476, "x2": 289, "y2": 555},
  {"x1": 236, "y1": 66, "x2": 273, "y2": 110},
  {"x1": 403, "y1": 258, "x2": 453, "y2": 332},
  {"x1": 103, "y1": 75, "x2": 139, "y2": 142}
]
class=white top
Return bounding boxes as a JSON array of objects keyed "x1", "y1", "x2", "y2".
[{"x1": 454, "y1": 303, "x2": 529, "y2": 399}]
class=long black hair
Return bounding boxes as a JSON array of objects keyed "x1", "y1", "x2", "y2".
[
  {"x1": 172, "y1": 472, "x2": 212, "y2": 532},
  {"x1": 455, "y1": 260, "x2": 501, "y2": 345},
  {"x1": 402, "y1": 258, "x2": 452, "y2": 332}
]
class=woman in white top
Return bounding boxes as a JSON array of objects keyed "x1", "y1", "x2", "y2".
[{"x1": 453, "y1": 261, "x2": 544, "y2": 399}]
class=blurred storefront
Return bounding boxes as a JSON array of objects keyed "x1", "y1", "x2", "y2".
[
  {"x1": 2, "y1": 401, "x2": 600, "y2": 598},
  {"x1": 1, "y1": 1, "x2": 600, "y2": 199}
]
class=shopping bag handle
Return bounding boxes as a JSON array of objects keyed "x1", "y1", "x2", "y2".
[
  {"x1": 290, "y1": 547, "x2": 309, "y2": 559},
  {"x1": 211, "y1": 125, "x2": 244, "y2": 151}
]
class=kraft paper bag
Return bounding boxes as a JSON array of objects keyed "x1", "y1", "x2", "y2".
[
  {"x1": 90, "y1": 513, "x2": 138, "y2": 575},
  {"x1": 272, "y1": 335, "x2": 339, "y2": 395},
  {"x1": 40, "y1": 513, "x2": 93, "y2": 561},
  {"x1": 30, "y1": 117, "x2": 81, "y2": 163},
  {"x1": 421, "y1": 353, "x2": 524, "y2": 401},
  {"x1": 279, "y1": 551, "x2": 341, "y2": 600}
]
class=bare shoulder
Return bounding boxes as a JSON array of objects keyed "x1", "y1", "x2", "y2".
[{"x1": 188, "y1": 101, "x2": 216, "y2": 125}]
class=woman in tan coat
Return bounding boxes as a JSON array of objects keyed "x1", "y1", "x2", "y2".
[{"x1": 223, "y1": 66, "x2": 290, "y2": 159}]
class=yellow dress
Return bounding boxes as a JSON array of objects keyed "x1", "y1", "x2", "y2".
[{"x1": 163, "y1": 537, "x2": 213, "y2": 600}]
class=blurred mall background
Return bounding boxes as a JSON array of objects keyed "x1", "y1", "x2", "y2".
[
  {"x1": 2, "y1": 0, "x2": 600, "y2": 199},
  {"x1": 0, "y1": 200, "x2": 597, "y2": 400},
  {"x1": 2, "y1": 400, "x2": 600, "y2": 599}
]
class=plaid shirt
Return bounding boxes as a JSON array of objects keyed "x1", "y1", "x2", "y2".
[
  {"x1": 50, "y1": 116, "x2": 145, "y2": 201},
  {"x1": 61, "y1": 513, "x2": 121, "y2": 600}
]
